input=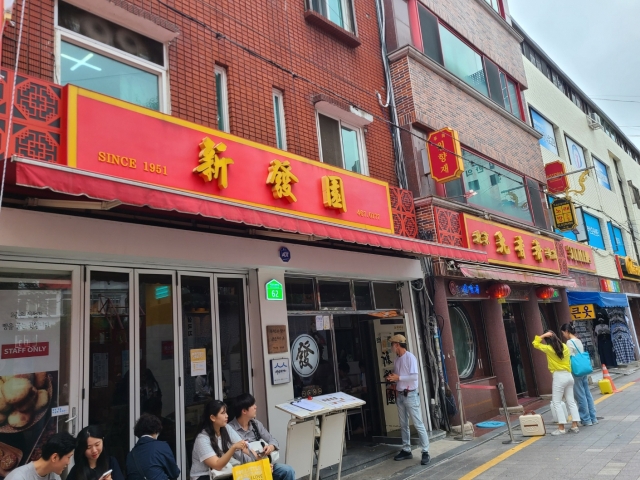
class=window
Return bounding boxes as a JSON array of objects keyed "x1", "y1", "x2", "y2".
[
  {"x1": 309, "y1": 0, "x2": 355, "y2": 33},
  {"x1": 484, "y1": 0, "x2": 502, "y2": 15},
  {"x1": 317, "y1": 113, "x2": 366, "y2": 174},
  {"x1": 449, "y1": 306, "x2": 476, "y2": 379},
  {"x1": 607, "y1": 222, "x2": 627, "y2": 256},
  {"x1": 273, "y1": 89, "x2": 287, "y2": 150},
  {"x1": 565, "y1": 136, "x2": 586, "y2": 169},
  {"x1": 215, "y1": 66, "x2": 229, "y2": 132},
  {"x1": 530, "y1": 108, "x2": 558, "y2": 154},
  {"x1": 439, "y1": 26, "x2": 488, "y2": 96},
  {"x1": 583, "y1": 211, "x2": 605, "y2": 249},
  {"x1": 447, "y1": 150, "x2": 533, "y2": 223},
  {"x1": 500, "y1": 72, "x2": 521, "y2": 118},
  {"x1": 57, "y1": 1, "x2": 165, "y2": 111},
  {"x1": 593, "y1": 157, "x2": 611, "y2": 190}
]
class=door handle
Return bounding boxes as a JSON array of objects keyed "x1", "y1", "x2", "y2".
[{"x1": 66, "y1": 408, "x2": 77, "y2": 435}]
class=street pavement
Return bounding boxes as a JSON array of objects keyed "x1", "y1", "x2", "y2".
[{"x1": 344, "y1": 369, "x2": 640, "y2": 480}]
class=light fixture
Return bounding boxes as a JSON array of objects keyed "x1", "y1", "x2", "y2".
[
  {"x1": 535, "y1": 286, "x2": 555, "y2": 302},
  {"x1": 488, "y1": 283, "x2": 511, "y2": 303}
]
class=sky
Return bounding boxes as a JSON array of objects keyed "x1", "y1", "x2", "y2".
[{"x1": 508, "y1": 0, "x2": 640, "y2": 149}]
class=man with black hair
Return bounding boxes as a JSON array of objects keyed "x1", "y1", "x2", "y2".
[
  {"x1": 229, "y1": 393, "x2": 295, "y2": 480},
  {"x1": 6, "y1": 432, "x2": 75, "y2": 480},
  {"x1": 385, "y1": 334, "x2": 430, "y2": 465}
]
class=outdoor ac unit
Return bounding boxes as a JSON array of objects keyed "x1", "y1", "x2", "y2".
[{"x1": 587, "y1": 112, "x2": 602, "y2": 130}]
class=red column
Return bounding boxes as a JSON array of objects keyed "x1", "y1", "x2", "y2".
[
  {"x1": 555, "y1": 288, "x2": 572, "y2": 326},
  {"x1": 481, "y1": 298, "x2": 518, "y2": 407},
  {"x1": 407, "y1": 0, "x2": 423, "y2": 52},
  {"x1": 433, "y1": 277, "x2": 461, "y2": 425},
  {"x1": 522, "y1": 288, "x2": 552, "y2": 395}
]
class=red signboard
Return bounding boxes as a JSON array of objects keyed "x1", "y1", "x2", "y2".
[
  {"x1": 462, "y1": 214, "x2": 561, "y2": 273},
  {"x1": 1, "y1": 342, "x2": 49, "y2": 359},
  {"x1": 427, "y1": 127, "x2": 464, "y2": 183},
  {"x1": 562, "y1": 239, "x2": 596, "y2": 273},
  {"x1": 545, "y1": 161, "x2": 569, "y2": 194},
  {"x1": 65, "y1": 87, "x2": 394, "y2": 234}
]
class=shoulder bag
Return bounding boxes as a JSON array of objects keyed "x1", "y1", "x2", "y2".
[
  {"x1": 569, "y1": 339, "x2": 593, "y2": 377},
  {"x1": 249, "y1": 420, "x2": 279, "y2": 463}
]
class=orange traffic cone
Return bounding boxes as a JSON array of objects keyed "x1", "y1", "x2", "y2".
[{"x1": 602, "y1": 364, "x2": 620, "y2": 393}]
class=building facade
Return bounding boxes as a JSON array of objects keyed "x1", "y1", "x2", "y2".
[{"x1": 515, "y1": 22, "x2": 640, "y2": 371}]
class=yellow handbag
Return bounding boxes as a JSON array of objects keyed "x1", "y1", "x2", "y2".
[{"x1": 232, "y1": 458, "x2": 273, "y2": 480}]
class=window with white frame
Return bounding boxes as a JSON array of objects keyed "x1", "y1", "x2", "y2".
[
  {"x1": 309, "y1": 0, "x2": 356, "y2": 33},
  {"x1": 273, "y1": 89, "x2": 287, "y2": 150},
  {"x1": 57, "y1": 1, "x2": 166, "y2": 111},
  {"x1": 215, "y1": 66, "x2": 229, "y2": 133},
  {"x1": 317, "y1": 112, "x2": 367, "y2": 174}
]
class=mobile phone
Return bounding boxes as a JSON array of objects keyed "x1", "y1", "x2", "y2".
[{"x1": 98, "y1": 470, "x2": 113, "y2": 480}]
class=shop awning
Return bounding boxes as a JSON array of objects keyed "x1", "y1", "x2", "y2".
[
  {"x1": 459, "y1": 264, "x2": 577, "y2": 288},
  {"x1": 567, "y1": 291, "x2": 629, "y2": 308},
  {"x1": 14, "y1": 158, "x2": 488, "y2": 262}
]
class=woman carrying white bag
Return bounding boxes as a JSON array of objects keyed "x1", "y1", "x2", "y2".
[
  {"x1": 561, "y1": 323, "x2": 598, "y2": 426},
  {"x1": 532, "y1": 330, "x2": 581, "y2": 435},
  {"x1": 190, "y1": 399, "x2": 254, "y2": 480}
]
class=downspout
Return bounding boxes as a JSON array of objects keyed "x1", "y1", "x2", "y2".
[{"x1": 374, "y1": 0, "x2": 409, "y2": 191}]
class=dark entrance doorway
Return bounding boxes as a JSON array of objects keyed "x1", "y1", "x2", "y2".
[{"x1": 502, "y1": 303, "x2": 536, "y2": 397}]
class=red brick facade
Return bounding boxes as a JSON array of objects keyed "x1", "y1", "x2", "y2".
[{"x1": 4, "y1": 0, "x2": 398, "y2": 185}]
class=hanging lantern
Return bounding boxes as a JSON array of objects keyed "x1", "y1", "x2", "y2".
[
  {"x1": 535, "y1": 286, "x2": 555, "y2": 302},
  {"x1": 487, "y1": 283, "x2": 511, "y2": 303}
]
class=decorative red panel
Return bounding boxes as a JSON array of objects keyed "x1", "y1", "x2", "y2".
[
  {"x1": 389, "y1": 186, "x2": 418, "y2": 238},
  {"x1": 434, "y1": 206, "x2": 464, "y2": 247},
  {"x1": 555, "y1": 240, "x2": 569, "y2": 276},
  {"x1": 0, "y1": 68, "x2": 63, "y2": 163}
]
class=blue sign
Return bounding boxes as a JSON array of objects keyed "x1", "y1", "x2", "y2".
[
  {"x1": 583, "y1": 212, "x2": 605, "y2": 250},
  {"x1": 279, "y1": 246, "x2": 291, "y2": 263},
  {"x1": 530, "y1": 109, "x2": 558, "y2": 154}
]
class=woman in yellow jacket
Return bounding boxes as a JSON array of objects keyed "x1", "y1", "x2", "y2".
[{"x1": 532, "y1": 331, "x2": 580, "y2": 435}]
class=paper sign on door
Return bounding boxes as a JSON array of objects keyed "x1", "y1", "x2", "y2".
[{"x1": 190, "y1": 348, "x2": 207, "y2": 376}]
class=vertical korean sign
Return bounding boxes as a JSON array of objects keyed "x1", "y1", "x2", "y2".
[
  {"x1": 427, "y1": 127, "x2": 464, "y2": 183},
  {"x1": 0, "y1": 287, "x2": 64, "y2": 477}
]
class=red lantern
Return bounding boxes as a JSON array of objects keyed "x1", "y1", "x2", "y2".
[
  {"x1": 487, "y1": 283, "x2": 511, "y2": 303},
  {"x1": 535, "y1": 286, "x2": 555, "y2": 302}
]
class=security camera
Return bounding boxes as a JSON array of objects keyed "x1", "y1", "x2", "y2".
[{"x1": 447, "y1": 260, "x2": 456, "y2": 270}]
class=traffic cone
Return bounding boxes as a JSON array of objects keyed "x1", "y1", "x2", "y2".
[{"x1": 602, "y1": 364, "x2": 620, "y2": 393}]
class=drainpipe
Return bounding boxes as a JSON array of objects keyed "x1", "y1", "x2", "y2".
[{"x1": 374, "y1": 0, "x2": 409, "y2": 191}]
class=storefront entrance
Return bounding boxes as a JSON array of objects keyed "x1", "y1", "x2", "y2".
[
  {"x1": 502, "y1": 303, "x2": 536, "y2": 397},
  {"x1": 84, "y1": 268, "x2": 250, "y2": 475}
]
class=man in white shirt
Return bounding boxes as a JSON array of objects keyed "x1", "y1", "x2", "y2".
[{"x1": 385, "y1": 334, "x2": 430, "y2": 465}]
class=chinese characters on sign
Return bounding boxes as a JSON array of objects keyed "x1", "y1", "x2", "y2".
[
  {"x1": 545, "y1": 160, "x2": 569, "y2": 194},
  {"x1": 291, "y1": 334, "x2": 319, "y2": 377},
  {"x1": 322, "y1": 176, "x2": 347, "y2": 213},
  {"x1": 552, "y1": 198, "x2": 578, "y2": 231},
  {"x1": 266, "y1": 325, "x2": 288, "y2": 354},
  {"x1": 569, "y1": 304, "x2": 595, "y2": 321},
  {"x1": 427, "y1": 127, "x2": 464, "y2": 183},
  {"x1": 267, "y1": 159, "x2": 298, "y2": 202},
  {"x1": 194, "y1": 137, "x2": 234, "y2": 188}
]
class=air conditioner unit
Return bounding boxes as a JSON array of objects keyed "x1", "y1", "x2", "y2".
[{"x1": 587, "y1": 112, "x2": 602, "y2": 130}]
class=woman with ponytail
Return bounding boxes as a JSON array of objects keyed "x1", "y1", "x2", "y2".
[
  {"x1": 532, "y1": 330, "x2": 581, "y2": 435},
  {"x1": 561, "y1": 323, "x2": 598, "y2": 426}
]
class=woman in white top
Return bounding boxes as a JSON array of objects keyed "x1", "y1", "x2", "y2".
[
  {"x1": 190, "y1": 400, "x2": 253, "y2": 480},
  {"x1": 560, "y1": 323, "x2": 598, "y2": 426}
]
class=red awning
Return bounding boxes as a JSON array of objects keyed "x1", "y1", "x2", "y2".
[
  {"x1": 14, "y1": 158, "x2": 487, "y2": 262},
  {"x1": 459, "y1": 264, "x2": 577, "y2": 288}
]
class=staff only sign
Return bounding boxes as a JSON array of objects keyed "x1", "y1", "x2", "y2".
[{"x1": 60, "y1": 87, "x2": 394, "y2": 234}]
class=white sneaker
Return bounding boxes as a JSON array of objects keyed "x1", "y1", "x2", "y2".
[
  {"x1": 570, "y1": 427, "x2": 579, "y2": 433},
  {"x1": 551, "y1": 429, "x2": 567, "y2": 436}
]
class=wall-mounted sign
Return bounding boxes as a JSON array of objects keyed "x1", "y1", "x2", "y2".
[
  {"x1": 551, "y1": 198, "x2": 577, "y2": 231},
  {"x1": 616, "y1": 255, "x2": 640, "y2": 282},
  {"x1": 427, "y1": 127, "x2": 464, "y2": 183},
  {"x1": 65, "y1": 87, "x2": 394, "y2": 234},
  {"x1": 266, "y1": 325, "x2": 288, "y2": 354},
  {"x1": 190, "y1": 348, "x2": 206, "y2": 376},
  {"x1": 447, "y1": 280, "x2": 488, "y2": 298},
  {"x1": 462, "y1": 214, "x2": 560, "y2": 273},
  {"x1": 570, "y1": 304, "x2": 596, "y2": 321},
  {"x1": 600, "y1": 278, "x2": 621, "y2": 293},
  {"x1": 545, "y1": 160, "x2": 569, "y2": 194},
  {"x1": 279, "y1": 246, "x2": 291, "y2": 263},
  {"x1": 266, "y1": 279, "x2": 284, "y2": 301},
  {"x1": 270, "y1": 358, "x2": 291, "y2": 385},
  {"x1": 291, "y1": 334, "x2": 319, "y2": 378},
  {"x1": 562, "y1": 239, "x2": 596, "y2": 273}
]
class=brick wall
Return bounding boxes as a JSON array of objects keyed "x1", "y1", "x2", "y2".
[{"x1": 4, "y1": 0, "x2": 398, "y2": 185}]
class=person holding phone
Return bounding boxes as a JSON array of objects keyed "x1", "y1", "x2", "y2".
[
  {"x1": 67, "y1": 425, "x2": 124, "y2": 480},
  {"x1": 229, "y1": 393, "x2": 295, "y2": 480},
  {"x1": 532, "y1": 330, "x2": 581, "y2": 435},
  {"x1": 126, "y1": 414, "x2": 180, "y2": 480},
  {"x1": 190, "y1": 400, "x2": 253, "y2": 480}
]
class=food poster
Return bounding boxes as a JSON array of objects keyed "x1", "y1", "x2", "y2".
[
  {"x1": 0, "y1": 290, "x2": 63, "y2": 479},
  {"x1": 373, "y1": 319, "x2": 405, "y2": 433}
]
